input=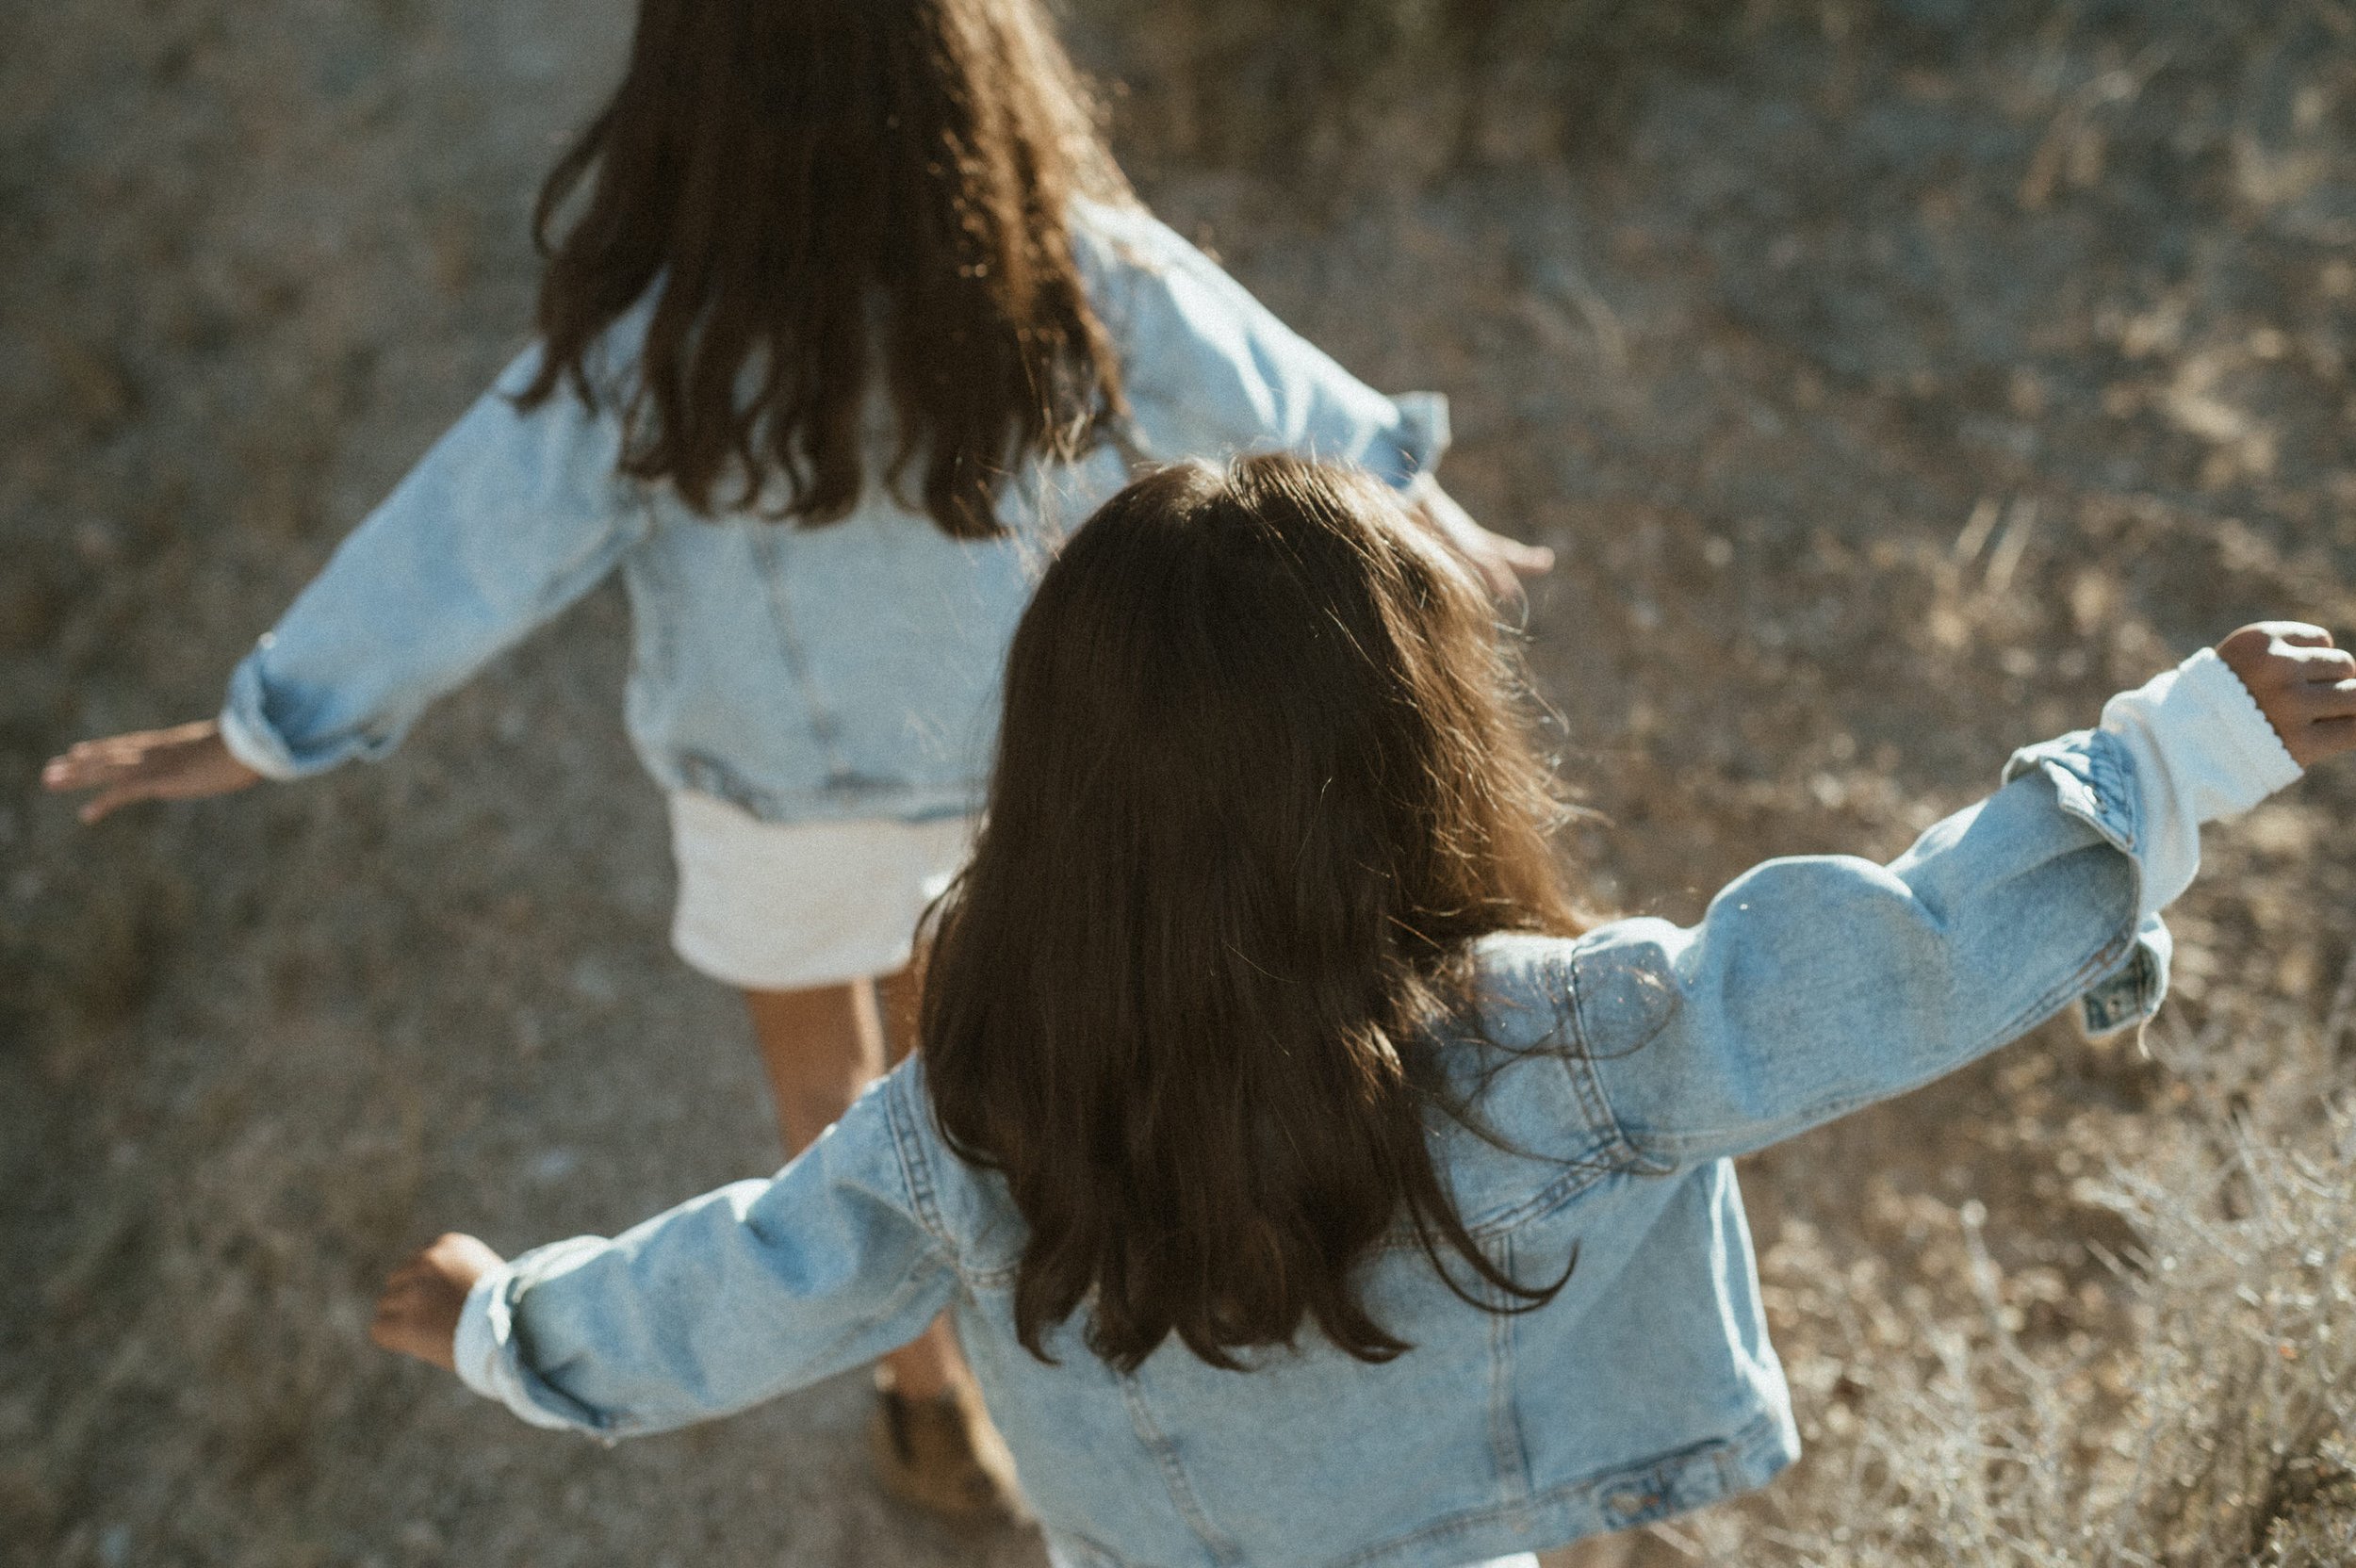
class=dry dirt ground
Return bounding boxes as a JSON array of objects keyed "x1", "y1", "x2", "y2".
[{"x1": 5, "y1": 2, "x2": 2354, "y2": 1565}]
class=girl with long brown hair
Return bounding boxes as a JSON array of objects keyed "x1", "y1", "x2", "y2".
[
  {"x1": 41, "y1": 0, "x2": 1547, "y2": 1518},
  {"x1": 373, "y1": 455, "x2": 2350, "y2": 1562}
]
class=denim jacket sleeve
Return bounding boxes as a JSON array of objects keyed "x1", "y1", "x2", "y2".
[
  {"x1": 1071, "y1": 199, "x2": 1450, "y2": 490},
  {"x1": 453, "y1": 1073, "x2": 957, "y2": 1438},
  {"x1": 217, "y1": 346, "x2": 649, "y2": 779},
  {"x1": 1571, "y1": 727, "x2": 2168, "y2": 1168}
]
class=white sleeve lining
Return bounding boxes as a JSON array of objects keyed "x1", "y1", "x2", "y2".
[{"x1": 2099, "y1": 646, "x2": 2302, "y2": 919}]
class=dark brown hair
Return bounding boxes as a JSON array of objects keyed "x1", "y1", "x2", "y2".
[
  {"x1": 921, "y1": 455, "x2": 1586, "y2": 1371},
  {"x1": 519, "y1": 0, "x2": 1128, "y2": 535}
]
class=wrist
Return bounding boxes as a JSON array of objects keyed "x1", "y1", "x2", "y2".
[{"x1": 214, "y1": 705, "x2": 295, "y2": 782}]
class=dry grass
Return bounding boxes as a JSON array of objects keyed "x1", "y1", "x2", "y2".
[
  {"x1": 1068, "y1": 0, "x2": 1746, "y2": 185},
  {"x1": 1696, "y1": 1007, "x2": 2356, "y2": 1566},
  {"x1": 7, "y1": 1, "x2": 2356, "y2": 1563}
]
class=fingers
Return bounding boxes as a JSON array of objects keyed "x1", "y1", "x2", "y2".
[
  {"x1": 41, "y1": 723, "x2": 258, "y2": 822},
  {"x1": 52, "y1": 752, "x2": 182, "y2": 822},
  {"x1": 368, "y1": 1234, "x2": 502, "y2": 1371},
  {"x1": 2282, "y1": 644, "x2": 2356, "y2": 684},
  {"x1": 2216, "y1": 622, "x2": 2356, "y2": 768},
  {"x1": 2299, "y1": 714, "x2": 2356, "y2": 768},
  {"x1": 78, "y1": 785, "x2": 153, "y2": 825},
  {"x1": 1460, "y1": 532, "x2": 1553, "y2": 607},
  {"x1": 1498, "y1": 538, "x2": 1556, "y2": 578},
  {"x1": 370, "y1": 1266, "x2": 426, "y2": 1347},
  {"x1": 42, "y1": 738, "x2": 149, "y2": 792},
  {"x1": 369, "y1": 1257, "x2": 464, "y2": 1371},
  {"x1": 2291, "y1": 674, "x2": 2356, "y2": 720},
  {"x1": 43, "y1": 737, "x2": 169, "y2": 794},
  {"x1": 44, "y1": 721, "x2": 222, "y2": 785},
  {"x1": 423, "y1": 1232, "x2": 506, "y2": 1282}
]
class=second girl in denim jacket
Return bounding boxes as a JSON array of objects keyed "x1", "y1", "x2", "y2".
[{"x1": 375, "y1": 456, "x2": 2355, "y2": 1565}]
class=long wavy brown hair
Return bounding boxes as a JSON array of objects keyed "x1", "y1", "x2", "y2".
[
  {"x1": 921, "y1": 456, "x2": 1587, "y2": 1372},
  {"x1": 519, "y1": 0, "x2": 1129, "y2": 535}
]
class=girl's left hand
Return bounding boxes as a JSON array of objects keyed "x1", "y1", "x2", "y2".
[
  {"x1": 1406, "y1": 476, "x2": 1555, "y2": 606},
  {"x1": 371, "y1": 1233, "x2": 506, "y2": 1371}
]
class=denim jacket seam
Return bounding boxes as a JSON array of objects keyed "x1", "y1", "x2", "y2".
[
  {"x1": 1115, "y1": 1375, "x2": 1248, "y2": 1566},
  {"x1": 616, "y1": 522, "x2": 676, "y2": 695},
  {"x1": 882, "y1": 1073, "x2": 960, "y2": 1264},
  {"x1": 850, "y1": 1248, "x2": 963, "y2": 1357},
  {"x1": 748, "y1": 527, "x2": 854, "y2": 780},
  {"x1": 1556, "y1": 957, "x2": 1668, "y2": 1177},
  {"x1": 1034, "y1": 1522, "x2": 1132, "y2": 1568},
  {"x1": 1461, "y1": 1152, "x2": 1620, "y2": 1240},
  {"x1": 963, "y1": 1258, "x2": 1021, "y2": 1291},
  {"x1": 531, "y1": 470, "x2": 647, "y2": 619},
  {"x1": 1483, "y1": 1233, "x2": 1536, "y2": 1515}
]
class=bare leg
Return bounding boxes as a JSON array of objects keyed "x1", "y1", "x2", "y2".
[
  {"x1": 744, "y1": 968, "x2": 956, "y2": 1399},
  {"x1": 744, "y1": 979, "x2": 885, "y2": 1153}
]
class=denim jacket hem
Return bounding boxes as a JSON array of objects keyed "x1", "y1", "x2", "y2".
[{"x1": 1038, "y1": 1410, "x2": 1798, "y2": 1568}]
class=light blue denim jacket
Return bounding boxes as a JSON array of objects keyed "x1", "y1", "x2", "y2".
[
  {"x1": 217, "y1": 201, "x2": 1449, "y2": 823},
  {"x1": 450, "y1": 657, "x2": 2301, "y2": 1564}
]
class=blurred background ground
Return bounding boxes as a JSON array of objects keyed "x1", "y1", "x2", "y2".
[{"x1": 5, "y1": 1, "x2": 2355, "y2": 1563}]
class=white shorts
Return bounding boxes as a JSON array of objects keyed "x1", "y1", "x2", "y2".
[{"x1": 666, "y1": 791, "x2": 976, "y2": 992}]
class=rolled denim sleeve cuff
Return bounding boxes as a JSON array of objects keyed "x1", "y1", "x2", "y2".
[
  {"x1": 452, "y1": 1266, "x2": 513, "y2": 1402},
  {"x1": 216, "y1": 648, "x2": 304, "y2": 783},
  {"x1": 2001, "y1": 726, "x2": 2142, "y2": 856},
  {"x1": 452, "y1": 1250, "x2": 610, "y2": 1435},
  {"x1": 2001, "y1": 727, "x2": 2168, "y2": 1038},
  {"x1": 1373, "y1": 391, "x2": 1450, "y2": 491}
]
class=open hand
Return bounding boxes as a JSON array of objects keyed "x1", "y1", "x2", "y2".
[
  {"x1": 41, "y1": 720, "x2": 262, "y2": 824},
  {"x1": 1406, "y1": 476, "x2": 1556, "y2": 607},
  {"x1": 371, "y1": 1233, "x2": 505, "y2": 1372},
  {"x1": 2217, "y1": 622, "x2": 2356, "y2": 769}
]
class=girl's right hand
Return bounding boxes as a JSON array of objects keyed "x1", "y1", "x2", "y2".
[
  {"x1": 371, "y1": 1233, "x2": 505, "y2": 1374},
  {"x1": 41, "y1": 720, "x2": 263, "y2": 824},
  {"x1": 2218, "y1": 622, "x2": 2356, "y2": 768}
]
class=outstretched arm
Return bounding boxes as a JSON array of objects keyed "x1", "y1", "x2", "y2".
[
  {"x1": 44, "y1": 341, "x2": 650, "y2": 820},
  {"x1": 213, "y1": 344, "x2": 649, "y2": 781},
  {"x1": 372, "y1": 1073, "x2": 957, "y2": 1439},
  {"x1": 1576, "y1": 624, "x2": 2348, "y2": 1168}
]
